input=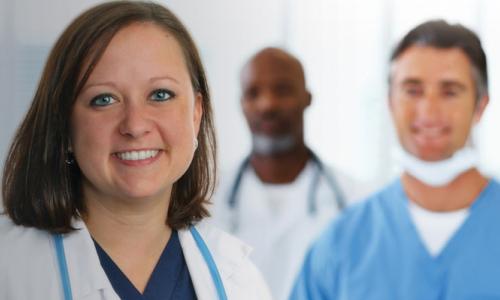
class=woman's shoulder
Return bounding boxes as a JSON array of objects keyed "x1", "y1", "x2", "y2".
[
  {"x1": 179, "y1": 221, "x2": 252, "y2": 276},
  {"x1": 179, "y1": 221, "x2": 272, "y2": 299},
  {"x1": 0, "y1": 214, "x2": 52, "y2": 245},
  {"x1": 192, "y1": 221, "x2": 252, "y2": 256},
  {"x1": 0, "y1": 215, "x2": 53, "y2": 263},
  {"x1": 0, "y1": 214, "x2": 56, "y2": 290}
]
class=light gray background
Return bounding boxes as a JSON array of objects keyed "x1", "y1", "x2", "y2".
[{"x1": 1, "y1": 0, "x2": 500, "y2": 193}]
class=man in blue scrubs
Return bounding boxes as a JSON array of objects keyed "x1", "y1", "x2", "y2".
[{"x1": 291, "y1": 20, "x2": 500, "y2": 299}]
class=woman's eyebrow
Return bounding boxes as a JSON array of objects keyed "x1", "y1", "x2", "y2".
[{"x1": 149, "y1": 75, "x2": 180, "y2": 84}]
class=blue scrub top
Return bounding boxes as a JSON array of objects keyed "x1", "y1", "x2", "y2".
[
  {"x1": 94, "y1": 230, "x2": 197, "y2": 300},
  {"x1": 291, "y1": 179, "x2": 500, "y2": 300}
]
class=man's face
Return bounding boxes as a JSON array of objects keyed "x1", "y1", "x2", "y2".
[
  {"x1": 390, "y1": 45, "x2": 487, "y2": 161},
  {"x1": 240, "y1": 53, "x2": 310, "y2": 154}
]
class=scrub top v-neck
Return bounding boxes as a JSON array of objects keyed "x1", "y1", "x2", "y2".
[
  {"x1": 93, "y1": 230, "x2": 197, "y2": 300},
  {"x1": 291, "y1": 179, "x2": 500, "y2": 300}
]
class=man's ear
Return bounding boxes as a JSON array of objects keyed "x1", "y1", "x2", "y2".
[
  {"x1": 305, "y1": 91, "x2": 312, "y2": 108},
  {"x1": 473, "y1": 94, "x2": 489, "y2": 123},
  {"x1": 388, "y1": 66, "x2": 396, "y2": 114},
  {"x1": 388, "y1": 86, "x2": 395, "y2": 113}
]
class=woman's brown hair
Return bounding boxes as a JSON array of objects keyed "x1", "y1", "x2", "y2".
[{"x1": 2, "y1": 1, "x2": 216, "y2": 233}]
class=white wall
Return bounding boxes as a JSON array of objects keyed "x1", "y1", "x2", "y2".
[
  {"x1": 287, "y1": 0, "x2": 394, "y2": 183},
  {"x1": 0, "y1": 0, "x2": 104, "y2": 171},
  {"x1": 166, "y1": 0, "x2": 289, "y2": 169},
  {"x1": 1, "y1": 0, "x2": 500, "y2": 189},
  {"x1": 287, "y1": 0, "x2": 500, "y2": 185},
  {"x1": 0, "y1": 0, "x2": 288, "y2": 176}
]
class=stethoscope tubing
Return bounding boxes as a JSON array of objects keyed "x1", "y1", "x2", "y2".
[
  {"x1": 227, "y1": 149, "x2": 345, "y2": 233},
  {"x1": 54, "y1": 226, "x2": 227, "y2": 300}
]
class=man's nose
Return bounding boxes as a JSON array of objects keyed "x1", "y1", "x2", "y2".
[
  {"x1": 255, "y1": 91, "x2": 279, "y2": 113},
  {"x1": 417, "y1": 91, "x2": 443, "y2": 122}
]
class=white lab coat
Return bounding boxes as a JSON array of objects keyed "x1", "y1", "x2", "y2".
[
  {"x1": 210, "y1": 160, "x2": 371, "y2": 300},
  {"x1": 0, "y1": 215, "x2": 271, "y2": 300}
]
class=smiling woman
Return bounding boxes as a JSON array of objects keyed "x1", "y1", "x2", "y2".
[
  {"x1": 71, "y1": 22, "x2": 204, "y2": 211},
  {"x1": 0, "y1": 1, "x2": 271, "y2": 300}
]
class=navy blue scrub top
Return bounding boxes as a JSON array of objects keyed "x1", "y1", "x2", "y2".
[{"x1": 93, "y1": 230, "x2": 197, "y2": 300}]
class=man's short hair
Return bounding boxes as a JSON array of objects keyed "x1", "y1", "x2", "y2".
[{"x1": 390, "y1": 20, "x2": 488, "y2": 101}]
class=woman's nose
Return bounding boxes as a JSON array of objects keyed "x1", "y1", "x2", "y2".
[{"x1": 118, "y1": 103, "x2": 153, "y2": 138}]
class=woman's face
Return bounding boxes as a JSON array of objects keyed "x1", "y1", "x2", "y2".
[{"x1": 71, "y1": 22, "x2": 202, "y2": 205}]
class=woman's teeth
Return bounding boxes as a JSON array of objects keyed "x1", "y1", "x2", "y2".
[{"x1": 116, "y1": 150, "x2": 159, "y2": 161}]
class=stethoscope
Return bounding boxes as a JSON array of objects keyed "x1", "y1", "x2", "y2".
[
  {"x1": 53, "y1": 226, "x2": 227, "y2": 300},
  {"x1": 227, "y1": 149, "x2": 346, "y2": 233}
]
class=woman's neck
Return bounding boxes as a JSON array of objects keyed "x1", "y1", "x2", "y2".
[
  {"x1": 82, "y1": 189, "x2": 172, "y2": 293},
  {"x1": 84, "y1": 198, "x2": 171, "y2": 248}
]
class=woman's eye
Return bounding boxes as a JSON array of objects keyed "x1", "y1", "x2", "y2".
[
  {"x1": 150, "y1": 89, "x2": 174, "y2": 102},
  {"x1": 90, "y1": 94, "x2": 116, "y2": 107}
]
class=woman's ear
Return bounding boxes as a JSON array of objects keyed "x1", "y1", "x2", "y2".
[{"x1": 193, "y1": 92, "x2": 203, "y2": 136}]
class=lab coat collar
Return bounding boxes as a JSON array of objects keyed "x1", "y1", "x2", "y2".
[
  {"x1": 61, "y1": 219, "x2": 250, "y2": 299},
  {"x1": 179, "y1": 221, "x2": 252, "y2": 300},
  {"x1": 62, "y1": 219, "x2": 117, "y2": 299}
]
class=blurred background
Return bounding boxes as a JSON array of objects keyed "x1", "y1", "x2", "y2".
[{"x1": 1, "y1": 0, "x2": 500, "y2": 189}]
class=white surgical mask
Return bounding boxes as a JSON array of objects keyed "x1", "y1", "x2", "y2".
[{"x1": 395, "y1": 147, "x2": 478, "y2": 187}]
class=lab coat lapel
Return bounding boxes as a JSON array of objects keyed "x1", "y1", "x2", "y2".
[
  {"x1": 62, "y1": 219, "x2": 118, "y2": 299},
  {"x1": 178, "y1": 222, "x2": 252, "y2": 300}
]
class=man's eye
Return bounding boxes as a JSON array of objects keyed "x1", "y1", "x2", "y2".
[
  {"x1": 274, "y1": 85, "x2": 293, "y2": 97},
  {"x1": 243, "y1": 88, "x2": 258, "y2": 100},
  {"x1": 150, "y1": 89, "x2": 174, "y2": 102},
  {"x1": 90, "y1": 94, "x2": 116, "y2": 107},
  {"x1": 443, "y1": 90, "x2": 458, "y2": 97},
  {"x1": 404, "y1": 88, "x2": 422, "y2": 97}
]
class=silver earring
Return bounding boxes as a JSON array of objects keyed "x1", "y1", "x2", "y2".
[
  {"x1": 65, "y1": 151, "x2": 75, "y2": 165},
  {"x1": 194, "y1": 138, "x2": 199, "y2": 150}
]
